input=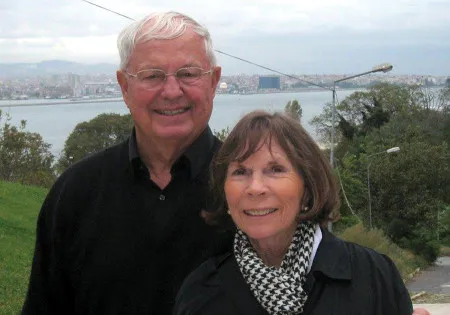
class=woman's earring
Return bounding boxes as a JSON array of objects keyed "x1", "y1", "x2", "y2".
[
  {"x1": 303, "y1": 206, "x2": 309, "y2": 212},
  {"x1": 227, "y1": 210, "x2": 231, "y2": 215}
]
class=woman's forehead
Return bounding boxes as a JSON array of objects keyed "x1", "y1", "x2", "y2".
[{"x1": 233, "y1": 136, "x2": 287, "y2": 162}]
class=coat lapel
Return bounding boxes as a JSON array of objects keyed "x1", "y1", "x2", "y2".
[{"x1": 218, "y1": 254, "x2": 268, "y2": 315}]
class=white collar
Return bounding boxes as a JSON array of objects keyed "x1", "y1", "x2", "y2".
[{"x1": 307, "y1": 224, "x2": 322, "y2": 273}]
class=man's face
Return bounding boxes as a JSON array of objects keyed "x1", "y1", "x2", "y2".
[{"x1": 117, "y1": 28, "x2": 221, "y2": 146}]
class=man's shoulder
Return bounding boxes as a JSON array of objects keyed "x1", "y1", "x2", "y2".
[
  {"x1": 63, "y1": 140, "x2": 128, "y2": 175},
  {"x1": 55, "y1": 140, "x2": 129, "y2": 190}
]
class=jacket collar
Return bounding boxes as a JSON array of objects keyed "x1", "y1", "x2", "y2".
[
  {"x1": 128, "y1": 126, "x2": 215, "y2": 180},
  {"x1": 309, "y1": 227, "x2": 352, "y2": 280},
  {"x1": 214, "y1": 228, "x2": 352, "y2": 314}
]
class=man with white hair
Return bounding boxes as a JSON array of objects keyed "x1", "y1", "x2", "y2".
[{"x1": 22, "y1": 12, "x2": 230, "y2": 315}]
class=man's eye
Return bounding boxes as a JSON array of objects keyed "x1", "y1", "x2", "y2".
[
  {"x1": 143, "y1": 73, "x2": 164, "y2": 81},
  {"x1": 178, "y1": 69, "x2": 199, "y2": 78},
  {"x1": 180, "y1": 72, "x2": 194, "y2": 78}
]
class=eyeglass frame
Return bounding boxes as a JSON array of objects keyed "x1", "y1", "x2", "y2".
[{"x1": 124, "y1": 67, "x2": 214, "y2": 89}]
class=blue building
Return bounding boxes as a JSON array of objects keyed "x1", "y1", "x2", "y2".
[{"x1": 258, "y1": 76, "x2": 281, "y2": 90}]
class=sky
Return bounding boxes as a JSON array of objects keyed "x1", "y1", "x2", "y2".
[{"x1": 1, "y1": 0, "x2": 449, "y2": 75}]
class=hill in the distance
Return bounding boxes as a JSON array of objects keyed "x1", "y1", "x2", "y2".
[{"x1": 0, "y1": 60, "x2": 118, "y2": 78}]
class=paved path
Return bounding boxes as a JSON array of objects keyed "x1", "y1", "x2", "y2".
[
  {"x1": 413, "y1": 303, "x2": 450, "y2": 315},
  {"x1": 408, "y1": 257, "x2": 450, "y2": 294}
]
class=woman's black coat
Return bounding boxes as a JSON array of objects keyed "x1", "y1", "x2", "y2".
[{"x1": 174, "y1": 228, "x2": 413, "y2": 315}]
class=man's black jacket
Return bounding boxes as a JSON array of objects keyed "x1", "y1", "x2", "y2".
[{"x1": 22, "y1": 128, "x2": 232, "y2": 315}]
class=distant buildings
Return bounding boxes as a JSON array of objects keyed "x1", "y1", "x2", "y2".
[
  {"x1": 258, "y1": 76, "x2": 281, "y2": 90},
  {"x1": 1, "y1": 72, "x2": 448, "y2": 100}
]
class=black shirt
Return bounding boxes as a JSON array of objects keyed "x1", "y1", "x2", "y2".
[
  {"x1": 174, "y1": 228, "x2": 413, "y2": 315},
  {"x1": 22, "y1": 126, "x2": 232, "y2": 315}
]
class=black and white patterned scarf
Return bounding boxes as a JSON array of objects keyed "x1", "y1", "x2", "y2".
[{"x1": 234, "y1": 221, "x2": 316, "y2": 315}]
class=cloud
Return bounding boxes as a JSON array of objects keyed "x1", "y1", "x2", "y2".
[
  {"x1": 2, "y1": 0, "x2": 449, "y2": 38},
  {"x1": 0, "y1": 0, "x2": 449, "y2": 75}
]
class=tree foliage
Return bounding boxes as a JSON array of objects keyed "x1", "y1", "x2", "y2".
[
  {"x1": 57, "y1": 113, "x2": 133, "y2": 173},
  {"x1": 284, "y1": 99, "x2": 302, "y2": 121},
  {"x1": 0, "y1": 110, "x2": 55, "y2": 187},
  {"x1": 311, "y1": 83, "x2": 450, "y2": 262},
  {"x1": 213, "y1": 127, "x2": 230, "y2": 142},
  {"x1": 311, "y1": 83, "x2": 429, "y2": 145}
]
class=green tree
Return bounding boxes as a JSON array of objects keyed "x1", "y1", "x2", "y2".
[
  {"x1": 310, "y1": 83, "x2": 425, "y2": 147},
  {"x1": 358, "y1": 107, "x2": 448, "y2": 262},
  {"x1": 311, "y1": 83, "x2": 450, "y2": 262},
  {"x1": 439, "y1": 205, "x2": 450, "y2": 246},
  {"x1": 284, "y1": 99, "x2": 302, "y2": 121},
  {"x1": 57, "y1": 113, "x2": 133, "y2": 173},
  {"x1": 213, "y1": 127, "x2": 230, "y2": 141},
  {"x1": 332, "y1": 155, "x2": 364, "y2": 232},
  {"x1": 438, "y1": 85, "x2": 450, "y2": 110},
  {"x1": 0, "y1": 110, "x2": 55, "y2": 187}
]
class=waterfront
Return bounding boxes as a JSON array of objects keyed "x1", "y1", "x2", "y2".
[{"x1": 0, "y1": 89, "x2": 359, "y2": 155}]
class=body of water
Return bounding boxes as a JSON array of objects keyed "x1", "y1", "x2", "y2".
[{"x1": 0, "y1": 90, "x2": 359, "y2": 156}]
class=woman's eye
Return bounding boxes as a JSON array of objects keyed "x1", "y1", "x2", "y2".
[
  {"x1": 231, "y1": 168, "x2": 247, "y2": 176},
  {"x1": 270, "y1": 165, "x2": 285, "y2": 173}
]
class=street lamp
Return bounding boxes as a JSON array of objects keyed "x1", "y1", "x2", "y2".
[
  {"x1": 366, "y1": 146, "x2": 400, "y2": 229},
  {"x1": 330, "y1": 63, "x2": 393, "y2": 167},
  {"x1": 327, "y1": 63, "x2": 393, "y2": 233}
]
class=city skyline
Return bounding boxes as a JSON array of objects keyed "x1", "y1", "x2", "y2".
[{"x1": 1, "y1": 0, "x2": 450, "y2": 76}]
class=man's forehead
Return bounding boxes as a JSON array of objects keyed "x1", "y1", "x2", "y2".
[
  {"x1": 137, "y1": 17, "x2": 192, "y2": 40},
  {"x1": 135, "y1": 26, "x2": 199, "y2": 47}
]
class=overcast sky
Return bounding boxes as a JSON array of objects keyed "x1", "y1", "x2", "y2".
[{"x1": 1, "y1": 0, "x2": 449, "y2": 75}]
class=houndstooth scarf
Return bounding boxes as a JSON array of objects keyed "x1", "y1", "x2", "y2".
[{"x1": 234, "y1": 221, "x2": 316, "y2": 315}]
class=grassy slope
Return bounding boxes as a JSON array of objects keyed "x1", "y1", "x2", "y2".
[{"x1": 0, "y1": 180, "x2": 47, "y2": 314}]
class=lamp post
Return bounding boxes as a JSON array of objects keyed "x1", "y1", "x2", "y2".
[
  {"x1": 327, "y1": 63, "x2": 393, "y2": 233},
  {"x1": 329, "y1": 63, "x2": 393, "y2": 167},
  {"x1": 366, "y1": 146, "x2": 400, "y2": 229}
]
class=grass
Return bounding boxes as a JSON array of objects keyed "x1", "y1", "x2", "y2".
[
  {"x1": 412, "y1": 293, "x2": 450, "y2": 303},
  {"x1": 0, "y1": 180, "x2": 48, "y2": 314},
  {"x1": 440, "y1": 246, "x2": 450, "y2": 257},
  {"x1": 338, "y1": 223, "x2": 426, "y2": 280}
]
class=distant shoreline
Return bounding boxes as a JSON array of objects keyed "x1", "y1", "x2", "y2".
[
  {"x1": 0, "y1": 88, "x2": 361, "y2": 108},
  {"x1": 0, "y1": 98, "x2": 124, "y2": 108}
]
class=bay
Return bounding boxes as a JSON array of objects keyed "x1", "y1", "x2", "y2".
[{"x1": 1, "y1": 89, "x2": 359, "y2": 156}]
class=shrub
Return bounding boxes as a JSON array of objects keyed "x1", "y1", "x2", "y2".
[{"x1": 338, "y1": 223, "x2": 426, "y2": 279}]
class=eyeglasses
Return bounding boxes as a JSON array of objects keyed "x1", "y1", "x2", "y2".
[{"x1": 126, "y1": 67, "x2": 213, "y2": 89}]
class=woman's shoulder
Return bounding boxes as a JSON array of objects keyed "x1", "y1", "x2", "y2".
[
  {"x1": 318, "y1": 229, "x2": 412, "y2": 312},
  {"x1": 322, "y1": 229, "x2": 397, "y2": 267},
  {"x1": 340, "y1": 236, "x2": 397, "y2": 268},
  {"x1": 318, "y1": 228, "x2": 406, "y2": 286}
]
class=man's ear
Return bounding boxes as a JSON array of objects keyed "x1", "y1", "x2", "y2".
[
  {"x1": 211, "y1": 66, "x2": 222, "y2": 96},
  {"x1": 117, "y1": 70, "x2": 130, "y2": 105}
]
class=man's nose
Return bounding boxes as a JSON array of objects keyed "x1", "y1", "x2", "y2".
[{"x1": 160, "y1": 74, "x2": 183, "y2": 99}]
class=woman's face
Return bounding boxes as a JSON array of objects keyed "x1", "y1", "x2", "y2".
[{"x1": 224, "y1": 140, "x2": 305, "y2": 245}]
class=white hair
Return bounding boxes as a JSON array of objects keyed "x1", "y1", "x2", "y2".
[{"x1": 117, "y1": 11, "x2": 217, "y2": 70}]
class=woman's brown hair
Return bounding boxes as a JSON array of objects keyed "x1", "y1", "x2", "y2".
[{"x1": 203, "y1": 110, "x2": 340, "y2": 228}]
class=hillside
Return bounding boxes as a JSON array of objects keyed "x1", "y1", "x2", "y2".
[{"x1": 0, "y1": 180, "x2": 47, "y2": 313}]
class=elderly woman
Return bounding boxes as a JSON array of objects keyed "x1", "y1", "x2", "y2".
[{"x1": 174, "y1": 110, "x2": 416, "y2": 315}]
